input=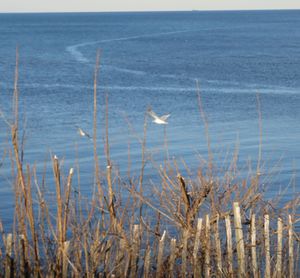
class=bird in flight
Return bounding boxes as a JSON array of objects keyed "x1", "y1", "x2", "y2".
[
  {"x1": 75, "y1": 125, "x2": 92, "y2": 140},
  {"x1": 147, "y1": 108, "x2": 170, "y2": 125}
]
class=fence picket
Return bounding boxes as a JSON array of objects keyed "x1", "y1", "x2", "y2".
[
  {"x1": 225, "y1": 215, "x2": 233, "y2": 277},
  {"x1": 264, "y1": 214, "x2": 271, "y2": 278},
  {"x1": 181, "y1": 229, "x2": 189, "y2": 277},
  {"x1": 233, "y1": 202, "x2": 245, "y2": 277},
  {"x1": 156, "y1": 230, "x2": 166, "y2": 278},
  {"x1": 193, "y1": 218, "x2": 203, "y2": 277},
  {"x1": 144, "y1": 245, "x2": 151, "y2": 278},
  {"x1": 4, "y1": 233, "x2": 13, "y2": 278},
  {"x1": 62, "y1": 240, "x2": 70, "y2": 278},
  {"x1": 168, "y1": 238, "x2": 176, "y2": 278},
  {"x1": 251, "y1": 214, "x2": 258, "y2": 278},
  {"x1": 275, "y1": 217, "x2": 283, "y2": 278},
  {"x1": 215, "y1": 214, "x2": 222, "y2": 276},
  {"x1": 288, "y1": 215, "x2": 294, "y2": 278},
  {"x1": 204, "y1": 214, "x2": 211, "y2": 278},
  {"x1": 130, "y1": 224, "x2": 140, "y2": 278}
]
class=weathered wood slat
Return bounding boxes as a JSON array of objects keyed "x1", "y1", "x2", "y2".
[
  {"x1": 144, "y1": 245, "x2": 151, "y2": 278},
  {"x1": 288, "y1": 215, "x2": 294, "y2": 278},
  {"x1": 181, "y1": 229, "x2": 189, "y2": 277},
  {"x1": 156, "y1": 230, "x2": 166, "y2": 278},
  {"x1": 264, "y1": 214, "x2": 271, "y2": 278},
  {"x1": 251, "y1": 214, "x2": 259, "y2": 278},
  {"x1": 193, "y1": 218, "x2": 203, "y2": 277},
  {"x1": 204, "y1": 214, "x2": 211, "y2": 278},
  {"x1": 62, "y1": 240, "x2": 70, "y2": 278},
  {"x1": 130, "y1": 224, "x2": 140, "y2": 278},
  {"x1": 233, "y1": 202, "x2": 246, "y2": 277},
  {"x1": 275, "y1": 217, "x2": 283, "y2": 278},
  {"x1": 215, "y1": 214, "x2": 222, "y2": 276},
  {"x1": 5, "y1": 233, "x2": 13, "y2": 278},
  {"x1": 168, "y1": 238, "x2": 177, "y2": 278},
  {"x1": 225, "y1": 215, "x2": 233, "y2": 278}
]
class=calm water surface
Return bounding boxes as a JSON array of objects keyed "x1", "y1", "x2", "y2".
[{"x1": 0, "y1": 11, "x2": 299, "y2": 225}]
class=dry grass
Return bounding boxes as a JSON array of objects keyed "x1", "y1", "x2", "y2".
[{"x1": 0, "y1": 52, "x2": 299, "y2": 277}]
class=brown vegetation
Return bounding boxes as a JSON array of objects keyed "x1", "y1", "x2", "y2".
[{"x1": 0, "y1": 52, "x2": 299, "y2": 277}]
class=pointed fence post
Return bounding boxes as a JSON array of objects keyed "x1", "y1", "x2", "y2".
[
  {"x1": 181, "y1": 229, "x2": 189, "y2": 277},
  {"x1": 204, "y1": 214, "x2": 211, "y2": 278},
  {"x1": 264, "y1": 214, "x2": 271, "y2": 278},
  {"x1": 275, "y1": 217, "x2": 283, "y2": 278},
  {"x1": 288, "y1": 215, "x2": 294, "y2": 278},
  {"x1": 144, "y1": 245, "x2": 151, "y2": 278},
  {"x1": 193, "y1": 218, "x2": 203, "y2": 277},
  {"x1": 156, "y1": 230, "x2": 166, "y2": 278},
  {"x1": 225, "y1": 215, "x2": 233, "y2": 278},
  {"x1": 250, "y1": 214, "x2": 258, "y2": 278},
  {"x1": 168, "y1": 238, "x2": 176, "y2": 278},
  {"x1": 5, "y1": 233, "x2": 13, "y2": 278},
  {"x1": 19, "y1": 234, "x2": 27, "y2": 277},
  {"x1": 214, "y1": 214, "x2": 222, "y2": 276},
  {"x1": 115, "y1": 237, "x2": 126, "y2": 277},
  {"x1": 130, "y1": 224, "x2": 140, "y2": 278},
  {"x1": 63, "y1": 240, "x2": 70, "y2": 277},
  {"x1": 233, "y1": 202, "x2": 245, "y2": 278}
]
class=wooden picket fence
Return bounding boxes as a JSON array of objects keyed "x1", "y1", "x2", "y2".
[
  {"x1": 1, "y1": 202, "x2": 299, "y2": 277},
  {"x1": 139, "y1": 202, "x2": 299, "y2": 277}
]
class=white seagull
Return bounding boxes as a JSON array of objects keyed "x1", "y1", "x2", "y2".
[
  {"x1": 147, "y1": 109, "x2": 170, "y2": 125},
  {"x1": 75, "y1": 125, "x2": 92, "y2": 140}
]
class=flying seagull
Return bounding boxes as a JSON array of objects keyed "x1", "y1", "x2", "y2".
[
  {"x1": 75, "y1": 125, "x2": 92, "y2": 140},
  {"x1": 147, "y1": 109, "x2": 170, "y2": 125}
]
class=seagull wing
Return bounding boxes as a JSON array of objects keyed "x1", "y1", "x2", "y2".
[
  {"x1": 160, "y1": 114, "x2": 170, "y2": 121},
  {"x1": 77, "y1": 127, "x2": 92, "y2": 139},
  {"x1": 147, "y1": 109, "x2": 159, "y2": 120},
  {"x1": 84, "y1": 131, "x2": 92, "y2": 139}
]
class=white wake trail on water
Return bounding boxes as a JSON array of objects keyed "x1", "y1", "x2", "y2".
[
  {"x1": 18, "y1": 83, "x2": 299, "y2": 95},
  {"x1": 66, "y1": 43, "x2": 90, "y2": 63},
  {"x1": 22, "y1": 83, "x2": 198, "y2": 92},
  {"x1": 66, "y1": 29, "x2": 194, "y2": 76}
]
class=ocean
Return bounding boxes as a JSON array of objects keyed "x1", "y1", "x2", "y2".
[{"x1": 0, "y1": 10, "x2": 299, "y2": 225}]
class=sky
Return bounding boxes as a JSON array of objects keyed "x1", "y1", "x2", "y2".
[{"x1": 0, "y1": 0, "x2": 300, "y2": 13}]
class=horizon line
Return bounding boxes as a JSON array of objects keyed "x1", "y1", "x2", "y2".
[{"x1": 0, "y1": 8, "x2": 299, "y2": 14}]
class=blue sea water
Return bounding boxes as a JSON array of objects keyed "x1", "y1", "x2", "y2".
[{"x1": 0, "y1": 10, "x2": 299, "y2": 225}]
